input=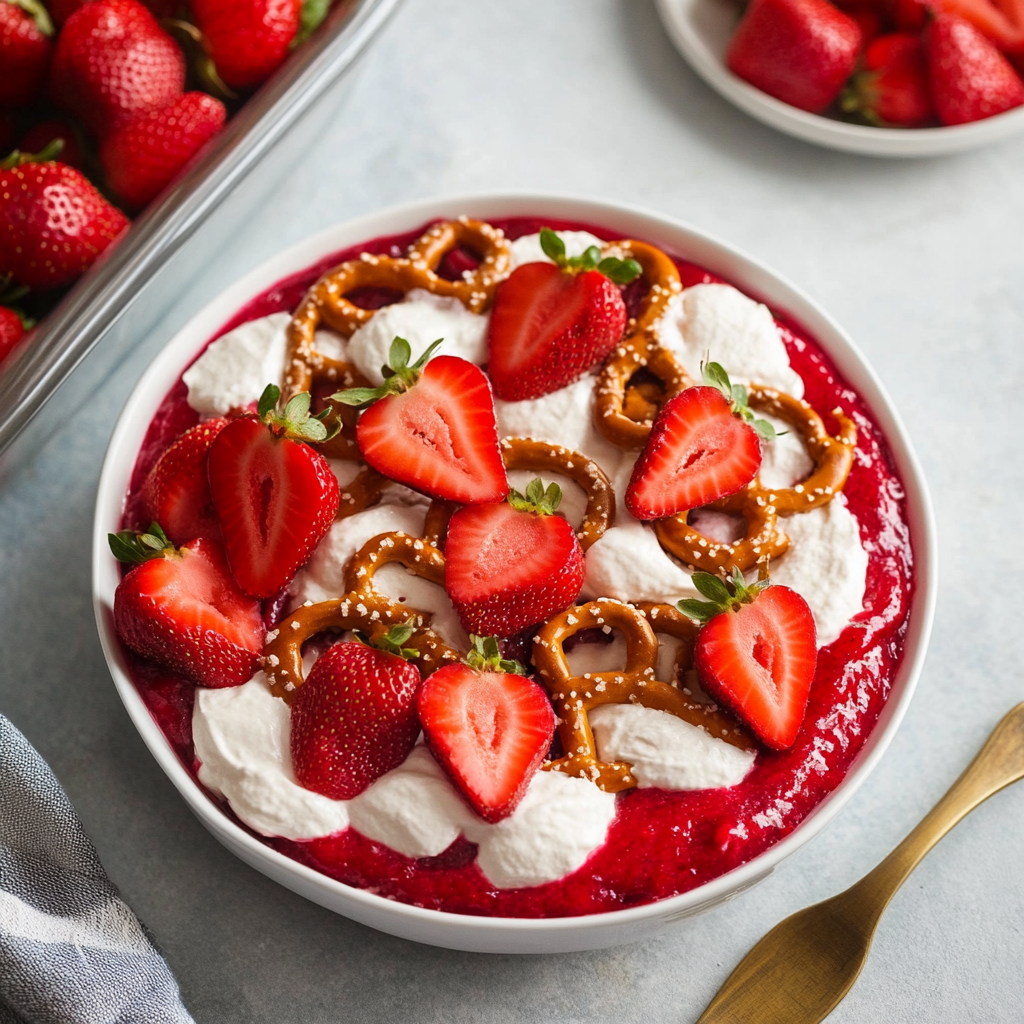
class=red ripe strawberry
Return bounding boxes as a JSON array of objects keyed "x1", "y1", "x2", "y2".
[
  {"x1": 0, "y1": 0, "x2": 54, "y2": 106},
  {"x1": 100, "y1": 92, "x2": 226, "y2": 210},
  {"x1": 48, "y1": 0, "x2": 185, "y2": 138},
  {"x1": 626, "y1": 363, "x2": 771, "y2": 521},
  {"x1": 334, "y1": 338, "x2": 508, "y2": 506},
  {"x1": 486, "y1": 228, "x2": 641, "y2": 402},
  {"x1": 208, "y1": 384, "x2": 339, "y2": 598},
  {"x1": 0, "y1": 150, "x2": 129, "y2": 290},
  {"x1": 417, "y1": 637, "x2": 555, "y2": 822},
  {"x1": 142, "y1": 417, "x2": 228, "y2": 545},
  {"x1": 0, "y1": 306, "x2": 25, "y2": 365},
  {"x1": 290, "y1": 632, "x2": 422, "y2": 800},
  {"x1": 726, "y1": 0, "x2": 864, "y2": 113},
  {"x1": 679, "y1": 570, "x2": 817, "y2": 750},
  {"x1": 890, "y1": 0, "x2": 929, "y2": 31},
  {"x1": 191, "y1": 0, "x2": 300, "y2": 90},
  {"x1": 444, "y1": 478, "x2": 585, "y2": 637},
  {"x1": 842, "y1": 32, "x2": 934, "y2": 126},
  {"x1": 925, "y1": 13, "x2": 1024, "y2": 125},
  {"x1": 18, "y1": 120, "x2": 83, "y2": 169},
  {"x1": 109, "y1": 525, "x2": 265, "y2": 688}
]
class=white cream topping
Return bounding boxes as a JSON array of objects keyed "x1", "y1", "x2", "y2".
[
  {"x1": 508, "y1": 231, "x2": 606, "y2": 272},
  {"x1": 495, "y1": 375, "x2": 624, "y2": 474},
  {"x1": 771, "y1": 499, "x2": 867, "y2": 647},
  {"x1": 346, "y1": 289, "x2": 489, "y2": 385},
  {"x1": 758, "y1": 413, "x2": 815, "y2": 490},
  {"x1": 193, "y1": 674, "x2": 350, "y2": 841},
  {"x1": 589, "y1": 705, "x2": 755, "y2": 790},
  {"x1": 183, "y1": 313, "x2": 292, "y2": 417},
  {"x1": 193, "y1": 679, "x2": 616, "y2": 888},
  {"x1": 656, "y1": 285, "x2": 804, "y2": 399},
  {"x1": 372, "y1": 563, "x2": 469, "y2": 651}
]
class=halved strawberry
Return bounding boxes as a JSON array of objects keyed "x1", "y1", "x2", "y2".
[
  {"x1": 679, "y1": 569, "x2": 817, "y2": 750},
  {"x1": 625, "y1": 362, "x2": 773, "y2": 520},
  {"x1": 290, "y1": 627, "x2": 423, "y2": 800},
  {"x1": 417, "y1": 636, "x2": 555, "y2": 822},
  {"x1": 207, "y1": 385, "x2": 339, "y2": 598},
  {"x1": 141, "y1": 417, "x2": 228, "y2": 545},
  {"x1": 333, "y1": 337, "x2": 507, "y2": 505},
  {"x1": 486, "y1": 228, "x2": 641, "y2": 401},
  {"x1": 445, "y1": 477, "x2": 584, "y2": 636},
  {"x1": 109, "y1": 525, "x2": 265, "y2": 688}
]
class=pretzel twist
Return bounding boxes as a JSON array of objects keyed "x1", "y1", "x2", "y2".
[{"x1": 533, "y1": 600, "x2": 754, "y2": 793}]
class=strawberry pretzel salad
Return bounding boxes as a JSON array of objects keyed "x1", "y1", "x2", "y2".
[{"x1": 108, "y1": 215, "x2": 915, "y2": 918}]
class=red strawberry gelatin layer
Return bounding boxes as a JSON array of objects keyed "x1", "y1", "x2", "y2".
[{"x1": 121, "y1": 217, "x2": 915, "y2": 919}]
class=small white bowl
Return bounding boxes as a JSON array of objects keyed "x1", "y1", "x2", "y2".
[
  {"x1": 656, "y1": 0, "x2": 1024, "y2": 156},
  {"x1": 92, "y1": 193, "x2": 937, "y2": 953}
]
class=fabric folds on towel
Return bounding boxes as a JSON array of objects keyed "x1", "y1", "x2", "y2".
[{"x1": 0, "y1": 715, "x2": 193, "y2": 1024}]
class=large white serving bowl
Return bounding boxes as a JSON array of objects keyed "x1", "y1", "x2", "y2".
[
  {"x1": 656, "y1": 0, "x2": 1024, "y2": 157},
  {"x1": 93, "y1": 193, "x2": 937, "y2": 954}
]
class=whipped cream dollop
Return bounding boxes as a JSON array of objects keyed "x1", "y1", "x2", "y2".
[
  {"x1": 347, "y1": 289, "x2": 489, "y2": 385},
  {"x1": 656, "y1": 285, "x2": 805, "y2": 399},
  {"x1": 193, "y1": 675, "x2": 617, "y2": 889}
]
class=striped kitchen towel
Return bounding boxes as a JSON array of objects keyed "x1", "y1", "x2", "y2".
[{"x1": 0, "y1": 715, "x2": 194, "y2": 1024}]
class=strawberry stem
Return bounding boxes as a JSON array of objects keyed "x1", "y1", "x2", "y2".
[
  {"x1": 294, "y1": 0, "x2": 331, "y2": 46},
  {"x1": 0, "y1": 138, "x2": 64, "y2": 171},
  {"x1": 465, "y1": 635, "x2": 527, "y2": 676},
  {"x1": 507, "y1": 476, "x2": 561, "y2": 515},
  {"x1": 10, "y1": 0, "x2": 54, "y2": 36},
  {"x1": 354, "y1": 620, "x2": 422, "y2": 660},
  {"x1": 700, "y1": 360, "x2": 779, "y2": 442},
  {"x1": 108, "y1": 523, "x2": 176, "y2": 564},
  {"x1": 539, "y1": 228, "x2": 642, "y2": 285},
  {"x1": 677, "y1": 566, "x2": 771, "y2": 624},
  {"x1": 257, "y1": 384, "x2": 338, "y2": 443},
  {"x1": 332, "y1": 336, "x2": 443, "y2": 408}
]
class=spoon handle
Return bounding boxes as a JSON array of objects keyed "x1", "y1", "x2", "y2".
[{"x1": 844, "y1": 703, "x2": 1024, "y2": 921}]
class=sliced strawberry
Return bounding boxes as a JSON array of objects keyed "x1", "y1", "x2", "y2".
[
  {"x1": 141, "y1": 417, "x2": 228, "y2": 545},
  {"x1": 626, "y1": 363, "x2": 772, "y2": 520},
  {"x1": 445, "y1": 478, "x2": 585, "y2": 637},
  {"x1": 0, "y1": 306, "x2": 25, "y2": 366},
  {"x1": 207, "y1": 386, "x2": 339, "y2": 598},
  {"x1": 486, "y1": 228, "x2": 641, "y2": 402},
  {"x1": 290, "y1": 630, "x2": 422, "y2": 800},
  {"x1": 334, "y1": 338, "x2": 507, "y2": 506},
  {"x1": 679, "y1": 569, "x2": 817, "y2": 750},
  {"x1": 110, "y1": 526, "x2": 265, "y2": 688},
  {"x1": 417, "y1": 637, "x2": 555, "y2": 822}
]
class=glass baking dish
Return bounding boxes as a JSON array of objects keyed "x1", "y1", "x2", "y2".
[{"x1": 0, "y1": 0, "x2": 402, "y2": 483}]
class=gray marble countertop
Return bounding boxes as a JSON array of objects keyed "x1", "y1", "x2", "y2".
[{"x1": 2, "y1": 0, "x2": 1022, "y2": 1019}]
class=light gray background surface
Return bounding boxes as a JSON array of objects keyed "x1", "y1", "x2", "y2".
[{"x1": 1, "y1": 0, "x2": 1022, "y2": 1020}]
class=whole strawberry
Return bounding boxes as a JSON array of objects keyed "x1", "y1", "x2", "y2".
[
  {"x1": 191, "y1": 0, "x2": 300, "y2": 90},
  {"x1": 0, "y1": 148, "x2": 129, "y2": 290},
  {"x1": 0, "y1": 0, "x2": 54, "y2": 106},
  {"x1": 486, "y1": 228, "x2": 641, "y2": 402},
  {"x1": 925, "y1": 13, "x2": 1024, "y2": 125},
  {"x1": 48, "y1": 0, "x2": 185, "y2": 137},
  {"x1": 208, "y1": 384, "x2": 340, "y2": 598},
  {"x1": 842, "y1": 32, "x2": 934, "y2": 127},
  {"x1": 726, "y1": 0, "x2": 864, "y2": 113},
  {"x1": 290, "y1": 629, "x2": 423, "y2": 800},
  {"x1": 100, "y1": 92, "x2": 227, "y2": 209},
  {"x1": 0, "y1": 306, "x2": 25, "y2": 366},
  {"x1": 110, "y1": 525, "x2": 265, "y2": 688},
  {"x1": 444, "y1": 477, "x2": 585, "y2": 637}
]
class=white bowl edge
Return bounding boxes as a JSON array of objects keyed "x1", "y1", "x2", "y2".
[
  {"x1": 655, "y1": 0, "x2": 1024, "y2": 157},
  {"x1": 92, "y1": 192, "x2": 937, "y2": 953}
]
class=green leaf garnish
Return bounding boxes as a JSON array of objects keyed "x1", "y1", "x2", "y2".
[
  {"x1": 331, "y1": 336, "x2": 443, "y2": 409},
  {"x1": 507, "y1": 477, "x2": 561, "y2": 516},
  {"x1": 700, "y1": 360, "x2": 778, "y2": 443},
  {"x1": 354, "y1": 620, "x2": 421, "y2": 661},
  {"x1": 465, "y1": 635, "x2": 527, "y2": 676},
  {"x1": 256, "y1": 382, "x2": 337, "y2": 443},
  {"x1": 538, "y1": 227, "x2": 642, "y2": 285},
  {"x1": 677, "y1": 566, "x2": 771, "y2": 625},
  {"x1": 108, "y1": 523, "x2": 175, "y2": 565}
]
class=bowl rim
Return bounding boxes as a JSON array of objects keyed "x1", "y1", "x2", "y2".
[
  {"x1": 655, "y1": 0, "x2": 1024, "y2": 157},
  {"x1": 92, "y1": 191, "x2": 937, "y2": 945}
]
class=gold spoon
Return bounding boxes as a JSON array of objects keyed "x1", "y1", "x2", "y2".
[{"x1": 697, "y1": 702, "x2": 1024, "y2": 1024}]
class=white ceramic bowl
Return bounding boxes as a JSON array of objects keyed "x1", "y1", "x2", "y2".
[
  {"x1": 93, "y1": 193, "x2": 937, "y2": 953},
  {"x1": 656, "y1": 0, "x2": 1024, "y2": 157}
]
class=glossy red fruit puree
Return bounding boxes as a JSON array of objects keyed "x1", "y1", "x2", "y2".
[{"x1": 121, "y1": 217, "x2": 915, "y2": 919}]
